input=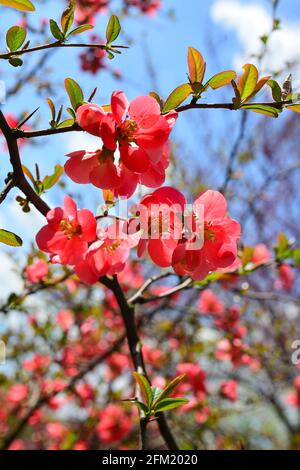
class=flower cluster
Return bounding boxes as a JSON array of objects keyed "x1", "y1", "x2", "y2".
[
  {"x1": 36, "y1": 187, "x2": 240, "y2": 284},
  {"x1": 65, "y1": 91, "x2": 176, "y2": 197},
  {"x1": 131, "y1": 187, "x2": 240, "y2": 279}
]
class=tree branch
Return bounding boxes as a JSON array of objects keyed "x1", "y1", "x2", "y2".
[
  {"x1": 0, "y1": 111, "x2": 50, "y2": 216},
  {"x1": 0, "y1": 42, "x2": 128, "y2": 61},
  {"x1": 100, "y1": 274, "x2": 180, "y2": 450}
]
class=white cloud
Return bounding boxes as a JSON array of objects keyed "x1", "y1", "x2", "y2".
[{"x1": 211, "y1": 0, "x2": 300, "y2": 81}]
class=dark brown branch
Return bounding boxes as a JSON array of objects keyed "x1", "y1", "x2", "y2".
[
  {"x1": 0, "y1": 111, "x2": 50, "y2": 216},
  {"x1": 100, "y1": 274, "x2": 179, "y2": 450},
  {"x1": 0, "y1": 42, "x2": 128, "y2": 60}
]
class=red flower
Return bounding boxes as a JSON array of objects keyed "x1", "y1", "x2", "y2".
[
  {"x1": 96, "y1": 404, "x2": 133, "y2": 444},
  {"x1": 275, "y1": 263, "x2": 295, "y2": 291},
  {"x1": 251, "y1": 244, "x2": 271, "y2": 265},
  {"x1": 36, "y1": 196, "x2": 97, "y2": 266},
  {"x1": 176, "y1": 362, "x2": 207, "y2": 401},
  {"x1": 197, "y1": 289, "x2": 225, "y2": 315},
  {"x1": 25, "y1": 259, "x2": 48, "y2": 284},
  {"x1": 172, "y1": 190, "x2": 240, "y2": 280},
  {"x1": 132, "y1": 186, "x2": 186, "y2": 267},
  {"x1": 57, "y1": 309, "x2": 74, "y2": 331},
  {"x1": 75, "y1": 221, "x2": 139, "y2": 284},
  {"x1": 7, "y1": 384, "x2": 29, "y2": 405},
  {"x1": 220, "y1": 380, "x2": 238, "y2": 401},
  {"x1": 68, "y1": 91, "x2": 176, "y2": 195}
]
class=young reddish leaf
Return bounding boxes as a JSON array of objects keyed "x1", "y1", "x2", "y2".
[
  {"x1": 42, "y1": 164, "x2": 64, "y2": 190},
  {"x1": 188, "y1": 47, "x2": 206, "y2": 84},
  {"x1": 49, "y1": 19, "x2": 64, "y2": 41},
  {"x1": 241, "y1": 246, "x2": 254, "y2": 267},
  {"x1": 64, "y1": 78, "x2": 84, "y2": 111},
  {"x1": 0, "y1": 229, "x2": 23, "y2": 247},
  {"x1": 0, "y1": 0, "x2": 35, "y2": 11},
  {"x1": 68, "y1": 24, "x2": 94, "y2": 37},
  {"x1": 47, "y1": 98, "x2": 56, "y2": 121},
  {"x1": 162, "y1": 83, "x2": 193, "y2": 113},
  {"x1": 238, "y1": 64, "x2": 258, "y2": 102},
  {"x1": 205, "y1": 70, "x2": 237, "y2": 90},
  {"x1": 106, "y1": 15, "x2": 121, "y2": 45},
  {"x1": 6, "y1": 25, "x2": 27, "y2": 52},
  {"x1": 133, "y1": 372, "x2": 153, "y2": 408},
  {"x1": 267, "y1": 79, "x2": 282, "y2": 102},
  {"x1": 22, "y1": 164, "x2": 35, "y2": 184},
  {"x1": 154, "y1": 398, "x2": 189, "y2": 413},
  {"x1": 61, "y1": 0, "x2": 75, "y2": 34},
  {"x1": 153, "y1": 374, "x2": 186, "y2": 406},
  {"x1": 241, "y1": 104, "x2": 279, "y2": 117}
]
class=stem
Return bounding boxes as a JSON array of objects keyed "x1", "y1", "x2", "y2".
[
  {"x1": 0, "y1": 42, "x2": 128, "y2": 60},
  {"x1": 100, "y1": 275, "x2": 179, "y2": 450},
  {"x1": 0, "y1": 111, "x2": 50, "y2": 215}
]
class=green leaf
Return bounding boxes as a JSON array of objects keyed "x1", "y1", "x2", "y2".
[
  {"x1": 0, "y1": 0, "x2": 35, "y2": 11},
  {"x1": 153, "y1": 374, "x2": 186, "y2": 406},
  {"x1": 154, "y1": 398, "x2": 189, "y2": 413},
  {"x1": 57, "y1": 118, "x2": 75, "y2": 128},
  {"x1": 267, "y1": 79, "x2": 282, "y2": 102},
  {"x1": 106, "y1": 15, "x2": 121, "y2": 45},
  {"x1": 49, "y1": 19, "x2": 64, "y2": 41},
  {"x1": 8, "y1": 57, "x2": 23, "y2": 67},
  {"x1": 237, "y1": 64, "x2": 258, "y2": 102},
  {"x1": 6, "y1": 26, "x2": 27, "y2": 52},
  {"x1": 61, "y1": 0, "x2": 75, "y2": 33},
  {"x1": 64, "y1": 78, "x2": 84, "y2": 111},
  {"x1": 205, "y1": 70, "x2": 237, "y2": 90},
  {"x1": 42, "y1": 164, "x2": 63, "y2": 191},
  {"x1": 241, "y1": 104, "x2": 279, "y2": 118},
  {"x1": 67, "y1": 24, "x2": 94, "y2": 37},
  {"x1": 162, "y1": 83, "x2": 193, "y2": 113},
  {"x1": 187, "y1": 47, "x2": 206, "y2": 84},
  {"x1": 127, "y1": 399, "x2": 149, "y2": 415},
  {"x1": 0, "y1": 229, "x2": 23, "y2": 247},
  {"x1": 133, "y1": 372, "x2": 153, "y2": 408},
  {"x1": 245, "y1": 75, "x2": 271, "y2": 102},
  {"x1": 292, "y1": 248, "x2": 300, "y2": 266}
]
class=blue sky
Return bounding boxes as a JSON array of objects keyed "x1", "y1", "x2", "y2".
[{"x1": 0, "y1": 0, "x2": 300, "y2": 282}]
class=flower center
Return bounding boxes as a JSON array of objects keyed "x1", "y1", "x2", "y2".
[
  {"x1": 60, "y1": 219, "x2": 82, "y2": 239},
  {"x1": 204, "y1": 222, "x2": 216, "y2": 241},
  {"x1": 118, "y1": 119, "x2": 137, "y2": 143},
  {"x1": 103, "y1": 240, "x2": 121, "y2": 255}
]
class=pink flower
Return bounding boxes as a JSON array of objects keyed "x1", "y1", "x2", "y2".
[
  {"x1": 96, "y1": 404, "x2": 133, "y2": 444},
  {"x1": 57, "y1": 309, "x2": 74, "y2": 331},
  {"x1": 68, "y1": 91, "x2": 176, "y2": 194},
  {"x1": 220, "y1": 380, "x2": 238, "y2": 401},
  {"x1": 176, "y1": 363, "x2": 207, "y2": 401},
  {"x1": 197, "y1": 289, "x2": 225, "y2": 315},
  {"x1": 36, "y1": 196, "x2": 97, "y2": 266},
  {"x1": 172, "y1": 190, "x2": 240, "y2": 280},
  {"x1": 286, "y1": 376, "x2": 300, "y2": 408},
  {"x1": 25, "y1": 259, "x2": 48, "y2": 284},
  {"x1": 251, "y1": 244, "x2": 271, "y2": 265},
  {"x1": 132, "y1": 186, "x2": 186, "y2": 268},
  {"x1": 75, "y1": 221, "x2": 139, "y2": 284},
  {"x1": 275, "y1": 263, "x2": 295, "y2": 291},
  {"x1": 7, "y1": 384, "x2": 29, "y2": 405}
]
